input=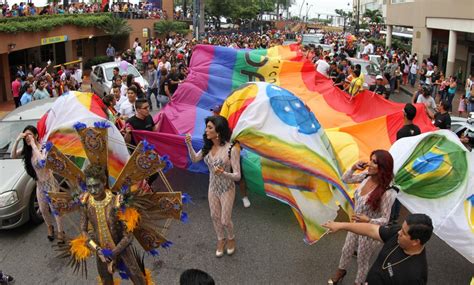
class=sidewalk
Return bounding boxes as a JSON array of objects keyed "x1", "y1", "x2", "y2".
[
  {"x1": 0, "y1": 100, "x2": 15, "y2": 119},
  {"x1": 400, "y1": 83, "x2": 465, "y2": 117}
]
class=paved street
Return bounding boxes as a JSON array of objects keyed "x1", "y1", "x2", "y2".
[{"x1": 0, "y1": 167, "x2": 473, "y2": 284}]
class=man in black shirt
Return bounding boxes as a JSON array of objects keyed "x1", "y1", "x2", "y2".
[
  {"x1": 124, "y1": 98, "x2": 157, "y2": 146},
  {"x1": 433, "y1": 100, "x2": 451, "y2": 130},
  {"x1": 323, "y1": 213, "x2": 433, "y2": 285},
  {"x1": 333, "y1": 65, "x2": 346, "y2": 90},
  {"x1": 396, "y1": 103, "x2": 421, "y2": 140},
  {"x1": 370, "y1": 75, "x2": 389, "y2": 99}
]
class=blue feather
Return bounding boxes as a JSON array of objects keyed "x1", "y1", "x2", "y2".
[
  {"x1": 79, "y1": 181, "x2": 87, "y2": 192},
  {"x1": 44, "y1": 141, "x2": 53, "y2": 152},
  {"x1": 120, "y1": 184, "x2": 129, "y2": 194},
  {"x1": 161, "y1": 240, "x2": 173, "y2": 249},
  {"x1": 161, "y1": 155, "x2": 173, "y2": 173},
  {"x1": 52, "y1": 210, "x2": 59, "y2": 217},
  {"x1": 73, "y1": 122, "x2": 87, "y2": 131},
  {"x1": 38, "y1": 159, "x2": 46, "y2": 169},
  {"x1": 148, "y1": 249, "x2": 159, "y2": 257},
  {"x1": 180, "y1": 212, "x2": 188, "y2": 223},
  {"x1": 181, "y1": 193, "x2": 192, "y2": 204},
  {"x1": 93, "y1": 121, "x2": 111, "y2": 129},
  {"x1": 119, "y1": 272, "x2": 130, "y2": 280},
  {"x1": 101, "y1": 249, "x2": 113, "y2": 258},
  {"x1": 141, "y1": 139, "x2": 155, "y2": 153}
]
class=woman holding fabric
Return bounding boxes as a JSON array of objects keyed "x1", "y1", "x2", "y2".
[
  {"x1": 185, "y1": 115, "x2": 241, "y2": 257},
  {"x1": 329, "y1": 150, "x2": 397, "y2": 285},
  {"x1": 11, "y1": 126, "x2": 64, "y2": 243}
]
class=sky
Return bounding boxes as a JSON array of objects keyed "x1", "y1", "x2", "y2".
[
  {"x1": 4, "y1": 0, "x2": 352, "y2": 19},
  {"x1": 288, "y1": 0, "x2": 353, "y2": 19}
]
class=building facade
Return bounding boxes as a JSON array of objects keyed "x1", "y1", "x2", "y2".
[{"x1": 385, "y1": 0, "x2": 474, "y2": 80}]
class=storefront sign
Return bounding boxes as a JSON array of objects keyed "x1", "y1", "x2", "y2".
[
  {"x1": 41, "y1": 35, "x2": 68, "y2": 45},
  {"x1": 142, "y1": 28, "x2": 149, "y2": 38}
]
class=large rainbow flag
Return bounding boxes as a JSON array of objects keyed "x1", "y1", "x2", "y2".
[{"x1": 133, "y1": 44, "x2": 437, "y2": 243}]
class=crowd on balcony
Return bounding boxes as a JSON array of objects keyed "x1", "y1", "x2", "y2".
[{"x1": 0, "y1": 1, "x2": 166, "y2": 19}]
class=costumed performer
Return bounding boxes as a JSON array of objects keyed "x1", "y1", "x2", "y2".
[
  {"x1": 11, "y1": 125, "x2": 64, "y2": 243},
  {"x1": 185, "y1": 115, "x2": 241, "y2": 257},
  {"x1": 329, "y1": 150, "x2": 397, "y2": 285}
]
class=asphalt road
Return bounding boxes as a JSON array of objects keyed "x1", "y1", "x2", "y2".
[
  {"x1": 1, "y1": 88, "x2": 472, "y2": 284},
  {"x1": 0, "y1": 167, "x2": 473, "y2": 285}
]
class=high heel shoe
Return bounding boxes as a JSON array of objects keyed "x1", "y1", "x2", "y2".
[
  {"x1": 226, "y1": 238, "x2": 236, "y2": 255},
  {"x1": 215, "y1": 239, "x2": 226, "y2": 258},
  {"x1": 47, "y1": 225, "x2": 55, "y2": 242},
  {"x1": 57, "y1": 231, "x2": 66, "y2": 244},
  {"x1": 328, "y1": 268, "x2": 346, "y2": 285}
]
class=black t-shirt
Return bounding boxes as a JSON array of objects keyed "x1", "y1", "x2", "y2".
[
  {"x1": 334, "y1": 73, "x2": 346, "y2": 90},
  {"x1": 366, "y1": 226, "x2": 428, "y2": 285},
  {"x1": 396, "y1": 124, "x2": 421, "y2": 140},
  {"x1": 126, "y1": 115, "x2": 155, "y2": 145},
  {"x1": 434, "y1": 112, "x2": 451, "y2": 129},
  {"x1": 164, "y1": 72, "x2": 181, "y2": 95},
  {"x1": 370, "y1": 84, "x2": 388, "y2": 97}
]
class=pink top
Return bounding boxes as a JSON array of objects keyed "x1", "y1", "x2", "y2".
[{"x1": 12, "y1": 80, "x2": 21, "y2": 98}]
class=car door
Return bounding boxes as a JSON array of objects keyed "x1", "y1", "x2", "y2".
[{"x1": 91, "y1": 66, "x2": 105, "y2": 97}]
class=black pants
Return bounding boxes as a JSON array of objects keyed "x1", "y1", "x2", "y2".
[{"x1": 14, "y1": 97, "x2": 20, "y2": 108}]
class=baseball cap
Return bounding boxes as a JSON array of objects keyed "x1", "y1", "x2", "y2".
[{"x1": 376, "y1": 75, "x2": 384, "y2": 80}]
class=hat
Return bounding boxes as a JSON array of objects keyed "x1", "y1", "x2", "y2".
[
  {"x1": 361, "y1": 39, "x2": 366, "y2": 42},
  {"x1": 376, "y1": 75, "x2": 384, "y2": 80},
  {"x1": 403, "y1": 103, "x2": 417, "y2": 120}
]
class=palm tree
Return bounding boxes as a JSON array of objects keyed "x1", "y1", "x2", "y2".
[
  {"x1": 363, "y1": 9, "x2": 383, "y2": 26},
  {"x1": 99, "y1": 16, "x2": 132, "y2": 46}
]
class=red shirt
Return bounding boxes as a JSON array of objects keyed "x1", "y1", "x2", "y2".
[{"x1": 11, "y1": 80, "x2": 21, "y2": 98}]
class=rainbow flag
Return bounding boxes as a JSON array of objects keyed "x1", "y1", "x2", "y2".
[
  {"x1": 133, "y1": 44, "x2": 436, "y2": 242},
  {"x1": 38, "y1": 91, "x2": 129, "y2": 185},
  {"x1": 390, "y1": 130, "x2": 474, "y2": 262}
]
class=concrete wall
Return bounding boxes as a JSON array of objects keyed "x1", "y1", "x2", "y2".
[{"x1": 386, "y1": 0, "x2": 474, "y2": 28}]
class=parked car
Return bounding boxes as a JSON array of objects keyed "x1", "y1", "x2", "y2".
[
  {"x1": 348, "y1": 57, "x2": 387, "y2": 89},
  {"x1": 90, "y1": 62, "x2": 148, "y2": 97},
  {"x1": 302, "y1": 33, "x2": 323, "y2": 46},
  {"x1": 451, "y1": 113, "x2": 474, "y2": 149},
  {"x1": 0, "y1": 98, "x2": 57, "y2": 229}
]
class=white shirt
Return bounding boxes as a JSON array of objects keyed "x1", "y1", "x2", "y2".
[
  {"x1": 410, "y1": 63, "x2": 418, "y2": 74},
  {"x1": 416, "y1": 95, "x2": 436, "y2": 111},
  {"x1": 425, "y1": 70, "x2": 434, "y2": 85},
  {"x1": 74, "y1": 69, "x2": 83, "y2": 84},
  {"x1": 135, "y1": 46, "x2": 143, "y2": 60},
  {"x1": 119, "y1": 100, "x2": 135, "y2": 118},
  {"x1": 315, "y1": 59, "x2": 330, "y2": 77},
  {"x1": 158, "y1": 61, "x2": 171, "y2": 72}
]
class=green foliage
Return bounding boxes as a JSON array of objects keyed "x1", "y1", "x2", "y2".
[
  {"x1": 205, "y1": 0, "x2": 295, "y2": 22},
  {"x1": 99, "y1": 15, "x2": 132, "y2": 38},
  {"x1": 154, "y1": 20, "x2": 189, "y2": 36},
  {"x1": 0, "y1": 13, "x2": 113, "y2": 34},
  {"x1": 363, "y1": 9, "x2": 383, "y2": 25},
  {"x1": 84, "y1": 55, "x2": 110, "y2": 70}
]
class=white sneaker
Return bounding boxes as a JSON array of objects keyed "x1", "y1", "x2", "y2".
[{"x1": 242, "y1": 196, "x2": 251, "y2": 208}]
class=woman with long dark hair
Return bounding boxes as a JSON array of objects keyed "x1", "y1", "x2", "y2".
[
  {"x1": 185, "y1": 116, "x2": 241, "y2": 257},
  {"x1": 329, "y1": 150, "x2": 397, "y2": 285},
  {"x1": 11, "y1": 125, "x2": 64, "y2": 242}
]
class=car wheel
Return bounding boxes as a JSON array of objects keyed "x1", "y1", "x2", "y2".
[{"x1": 29, "y1": 187, "x2": 44, "y2": 225}]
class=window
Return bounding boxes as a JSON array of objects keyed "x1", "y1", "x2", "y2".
[
  {"x1": 40, "y1": 45, "x2": 54, "y2": 63},
  {"x1": 391, "y1": 0, "x2": 414, "y2": 3},
  {"x1": 76, "y1": 40, "x2": 83, "y2": 58}
]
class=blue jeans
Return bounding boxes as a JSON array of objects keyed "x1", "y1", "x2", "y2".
[
  {"x1": 409, "y1": 73, "x2": 416, "y2": 87},
  {"x1": 147, "y1": 88, "x2": 158, "y2": 109}
]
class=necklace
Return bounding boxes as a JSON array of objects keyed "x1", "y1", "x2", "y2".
[{"x1": 382, "y1": 245, "x2": 412, "y2": 270}]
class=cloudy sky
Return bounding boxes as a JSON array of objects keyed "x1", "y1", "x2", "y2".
[{"x1": 288, "y1": 0, "x2": 353, "y2": 18}]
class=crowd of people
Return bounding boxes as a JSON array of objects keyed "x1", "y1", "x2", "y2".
[
  {"x1": 6, "y1": 28, "x2": 473, "y2": 285},
  {"x1": 0, "y1": 1, "x2": 166, "y2": 19}
]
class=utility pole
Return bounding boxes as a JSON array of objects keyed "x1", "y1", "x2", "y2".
[
  {"x1": 355, "y1": 0, "x2": 360, "y2": 35},
  {"x1": 192, "y1": 0, "x2": 200, "y2": 39}
]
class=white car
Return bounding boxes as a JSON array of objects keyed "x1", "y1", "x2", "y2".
[
  {"x1": 0, "y1": 99, "x2": 56, "y2": 229},
  {"x1": 451, "y1": 113, "x2": 474, "y2": 149},
  {"x1": 90, "y1": 62, "x2": 148, "y2": 97}
]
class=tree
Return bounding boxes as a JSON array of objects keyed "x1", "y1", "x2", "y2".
[
  {"x1": 363, "y1": 9, "x2": 383, "y2": 26},
  {"x1": 98, "y1": 16, "x2": 132, "y2": 46},
  {"x1": 154, "y1": 20, "x2": 190, "y2": 37}
]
